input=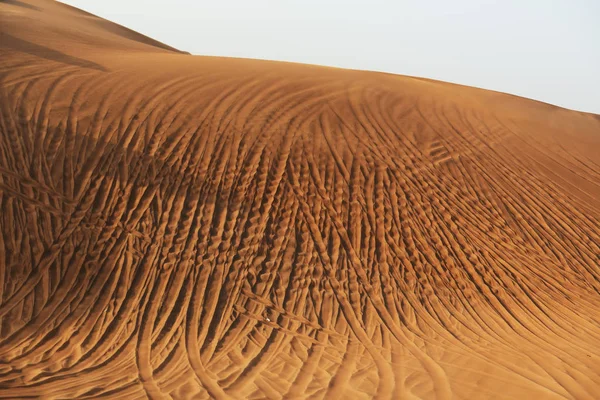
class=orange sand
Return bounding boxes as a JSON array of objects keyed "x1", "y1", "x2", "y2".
[{"x1": 1, "y1": 1, "x2": 600, "y2": 399}]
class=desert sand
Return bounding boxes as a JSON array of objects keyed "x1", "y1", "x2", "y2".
[{"x1": 1, "y1": 1, "x2": 600, "y2": 399}]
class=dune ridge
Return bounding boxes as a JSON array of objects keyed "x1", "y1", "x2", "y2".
[{"x1": 1, "y1": 1, "x2": 600, "y2": 399}]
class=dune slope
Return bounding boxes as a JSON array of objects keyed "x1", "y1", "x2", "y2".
[{"x1": 1, "y1": 1, "x2": 600, "y2": 399}]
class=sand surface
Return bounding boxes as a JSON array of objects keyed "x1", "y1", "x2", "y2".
[{"x1": 1, "y1": 1, "x2": 600, "y2": 399}]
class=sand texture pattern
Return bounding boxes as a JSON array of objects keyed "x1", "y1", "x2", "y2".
[{"x1": 1, "y1": 1, "x2": 600, "y2": 399}]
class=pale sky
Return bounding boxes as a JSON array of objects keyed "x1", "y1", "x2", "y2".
[{"x1": 61, "y1": 0, "x2": 600, "y2": 114}]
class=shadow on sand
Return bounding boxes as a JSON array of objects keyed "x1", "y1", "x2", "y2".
[{"x1": 0, "y1": 32, "x2": 108, "y2": 72}]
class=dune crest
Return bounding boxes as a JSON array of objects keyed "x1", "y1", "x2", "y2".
[{"x1": 1, "y1": 1, "x2": 600, "y2": 399}]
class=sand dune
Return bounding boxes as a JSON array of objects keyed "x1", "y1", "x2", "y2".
[{"x1": 1, "y1": 1, "x2": 600, "y2": 398}]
